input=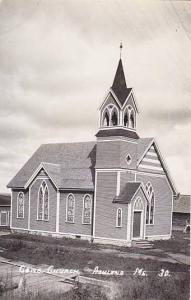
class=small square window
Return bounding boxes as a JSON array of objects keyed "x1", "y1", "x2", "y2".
[{"x1": 126, "y1": 154, "x2": 132, "y2": 165}]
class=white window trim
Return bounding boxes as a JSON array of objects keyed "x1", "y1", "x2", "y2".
[
  {"x1": 145, "y1": 182, "x2": 155, "y2": 225},
  {"x1": 116, "y1": 208, "x2": 122, "y2": 228},
  {"x1": 101, "y1": 104, "x2": 120, "y2": 128},
  {"x1": 0, "y1": 211, "x2": 8, "y2": 226},
  {"x1": 37, "y1": 181, "x2": 49, "y2": 221},
  {"x1": 123, "y1": 105, "x2": 136, "y2": 129},
  {"x1": 66, "y1": 193, "x2": 75, "y2": 223},
  {"x1": 82, "y1": 194, "x2": 92, "y2": 225},
  {"x1": 17, "y1": 192, "x2": 24, "y2": 219}
]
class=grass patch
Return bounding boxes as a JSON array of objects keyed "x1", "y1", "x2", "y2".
[{"x1": 153, "y1": 231, "x2": 190, "y2": 255}]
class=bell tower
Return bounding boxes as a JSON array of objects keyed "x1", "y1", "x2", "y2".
[
  {"x1": 95, "y1": 46, "x2": 140, "y2": 170},
  {"x1": 96, "y1": 45, "x2": 139, "y2": 140}
]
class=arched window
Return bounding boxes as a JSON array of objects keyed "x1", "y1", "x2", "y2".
[
  {"x1": 37, "y1": 181, "x2": 49, "y2": 221},
  {"x1": 111, "y1": 108, "x2": 118, "y2": 126},
  {"x1": 82, "y1": 194, "x2": 92, "y2": 224},
  {"x1": 116, "y1": 208, "x2": 122, "y2": 227},
  {"x1": 17, "y1": 192, "x2": 24, "y2": 219},
  {"x1": 134, "y1": 197, "x2": 143, "y2": 210},
  {"x1": 66, "y1": 194, "x2": 75, "y2": 223},
  {"x1": 145, "y1": 182, "x2": 155, "y2": 224},
  {"x1": 123, "y1": 106, "x2": 135, "y2": 129},
  {"x1": 102, "y1": 109, "x2": 110, "y2": 127}
]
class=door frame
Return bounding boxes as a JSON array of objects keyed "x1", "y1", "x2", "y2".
[{"x1": 132, "y1": 197, "x2": 145, "y2": 240}]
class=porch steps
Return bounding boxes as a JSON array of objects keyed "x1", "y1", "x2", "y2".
[{"x1": 132, "y1": 240, "x2": 153, "y2": 249}]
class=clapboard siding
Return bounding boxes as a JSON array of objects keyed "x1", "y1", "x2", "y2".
[
  {"x1": 96, "y1": 141, "x2": 121, "y2": 168},
  {"x1": 59, "y1": 192, "x2": 93, "y2": 236},
  {"x1": 29, "y1": 178, "x2": 57, "y2": 232},
  {"x1": 120, "y1": 171, "x2": 135, "y2": 192},
  {"x1": 138, "y1": 145, "x2": 164, "y2": 174},
  {"x1": 95, "y1": 172, "x2": 128, "y2": 240},
  {"x1": 11, "y1": 189, "x2": 29, "y2": 229},
  {"x1": 136, "y1": 174, "x2": 172, "y2": 236},
  {"x1": 96, "y1": 139, "x2": 138, "y2": 170},
  {"x1": 120, "y1": 141, "x2": 138, "y2": 169}
]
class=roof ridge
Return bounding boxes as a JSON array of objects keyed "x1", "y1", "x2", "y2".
[{"x1": 41, "y1": 141, "x2": 96, "y2": 146}]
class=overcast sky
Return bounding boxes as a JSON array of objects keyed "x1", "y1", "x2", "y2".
[{"x1": 0, "y1": 0, "x2": 191, "y2": 194}]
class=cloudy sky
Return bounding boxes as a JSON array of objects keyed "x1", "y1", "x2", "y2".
[{"x1": 0, "y1": 0, "x2": 191, "y2": 194}]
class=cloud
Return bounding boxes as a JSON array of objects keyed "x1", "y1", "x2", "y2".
[{"x1": 0, "y1": 0, "x2": 191, "y2": 193}]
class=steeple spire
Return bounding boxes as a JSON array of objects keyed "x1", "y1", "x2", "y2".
[{"x1": 111, "y1": 50, "x2": 132, "y2": 106}]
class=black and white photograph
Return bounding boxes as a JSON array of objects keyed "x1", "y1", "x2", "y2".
[{"x1": 0, "y1": 0, "x2": 190, "y2": 299}]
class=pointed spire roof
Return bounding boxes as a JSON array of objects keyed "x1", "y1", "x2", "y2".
[{"x1": 111, "y1": 58, "x2": 132, "y2": 106}]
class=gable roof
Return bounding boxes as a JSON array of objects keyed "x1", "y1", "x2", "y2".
[
  {"x1": 7, "y1": 142, "x2": 96, "y2": 189},
  {"x1": 137, "y1": 138, "x2": 154, "y2": 161},
  {"x1": 137, "y1": 138, "x2": 177, "y2": 195},
  {"x1": 173, "y1": 194, "x2": 191, "y2": 214},
  {"x1": 113, "y1": 182, "x2": 142, "y2": 204},
  {"x1": 111, "y1": 59, "x2": 132, "y2": 106},
  {"x1": 0, "y1": 193, "x2": 11, "y2": 206}
]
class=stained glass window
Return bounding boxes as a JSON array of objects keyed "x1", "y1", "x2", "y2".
[
  {"x1": 37, "y1": 181, "x2": 49, "y2": 221},
  {"x1": 66, "y1": 194, "x2": 75, "y2": 223},
  {"x1": 44, "y1": 187, "x2": 49, "y2": 220},
  {"x1": 17, "y1": 192, "x2": 24, "y2": 218},
  {"x1": 83, "y1": 195, "x2": 91, "y2": 224},
  {"x1": 145, "y1": 182, "x2": 155, "y2": 225}
]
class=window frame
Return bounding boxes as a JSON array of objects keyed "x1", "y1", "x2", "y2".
[
  {"x1": 37, "y1": 181, "x2": 49, "y2": 221},
  {"x1": 82, "y1": 194, "x2": 92, "y2": 225},
  {"x1": 101, "y1": 104, "x2": 119, "y2": 127},
  {"x1": 123, "y1": 105, "x2": 136, "y2": 129},
  {"x1": 66, "y1": 193, "x2": 75, "y2": 223},
  {"x1": 145, "y1": 182, "x2": 155, "y2": 225},
  {"x1": 17, "y1": 192, "x2": 24, "y2": 219},
  {"x1": 116, "y1": 208, "x2": 122, "y2": 228},
  {"x1": 0, "y1": 211, "x2": 8, "y2": 226}
]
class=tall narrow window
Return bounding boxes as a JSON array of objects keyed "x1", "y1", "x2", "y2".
[
  {"x1": 17, "y1": 192, "x2": 24, "y2": 219},
  {"x1": 44, "y1": 187, "x2": 49, "y2": 220},
  {"x1": 102, "y1": 109, "x2": 110, "y2": 126},
  {"x1": 37, "y1": 181, "x2": 49, "y2": 221},
  {"x1": 111, "y1": 108, "x2": 118, "y2": 126},
  {"x1": 124, "y1": 112, "x2": 129, "y2": 127},
  {"x1": 116, "y1": 208, "x2": 122, "y2": 227},
  {"x1": 66, "y1": 194, "x2": 75, "y2": 223},
  {"x1": 123, "y1": 106, "x2": 135, "y2": 129},
  {"x1": 82, "y1": 194, "x2": 91, "y2": 224},
  {"x1": 145, "y1": 182, "x2": 155, "y2": 225}
]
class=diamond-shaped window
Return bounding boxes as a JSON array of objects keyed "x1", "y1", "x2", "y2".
[{"x1": 126, "y1": 154, "x2": 132, "y2": 165}]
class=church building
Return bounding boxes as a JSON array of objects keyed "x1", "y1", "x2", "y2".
[{"x1": 7, "y1": 54, "x2": 177, "y2": 246}]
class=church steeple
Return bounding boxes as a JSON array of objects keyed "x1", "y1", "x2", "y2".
[{"x1": 96, "y1": 50, "x2": 139, "y2": 140}]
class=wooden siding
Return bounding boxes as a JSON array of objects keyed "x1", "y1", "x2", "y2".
[
  {"x1": 96, "y1": 139, "x2": 138, "y2": 170},
  {"x1": 136, "y1": 173, "x2": 172, "y2": 236},
  {"x1": 120, "y1": 171, "x2": 135, "y2": 193},
  {"x1": 94, "y1": 172, "x2": 128, "y2": 240},
  {"x1": 29, "y1": 178, "x2": 57, "y2": 232},
  {"x1": 96, "y1": 141, "x2": 121, "y2": 168},
  {"x1": 138, "y1": 145, "x2": 165, "y2": 174},
  {"x1": 11, "y1": 189, "x2": 29, "y2": 229},
  {"x1": 119, "y1": 141, "x2": 138, "y2": 169},
  {"x1": 59, "y1": 192, "x2": 93, "y2": 236}
]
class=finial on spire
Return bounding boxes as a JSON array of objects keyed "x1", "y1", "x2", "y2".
[{"x1": 120, "y1": 42, "x2": 123, "y2": 59}]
